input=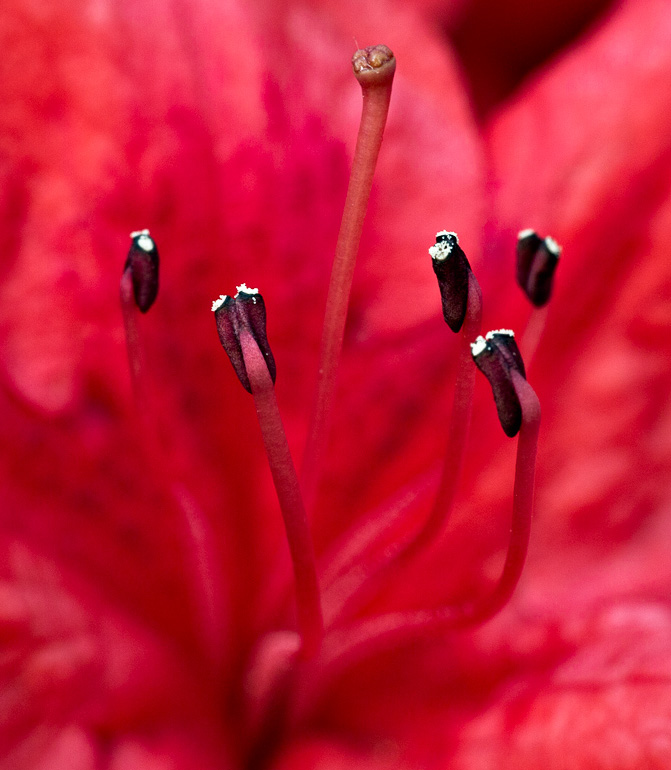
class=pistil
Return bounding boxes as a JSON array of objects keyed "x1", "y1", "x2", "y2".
[{"x1": 301, "y1": 44, "x2": 396, "y2": 512}]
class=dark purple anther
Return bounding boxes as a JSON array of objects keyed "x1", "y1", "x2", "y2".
[
  {"x1": 124, "y1": 229, "x2": 159, "y2": 312},
  {"x1": 212, "y1": 284, "x2": 276, "y2": 393},
  {"x1": 516, "y1": 229, "x2": 561, "y2": 307},
  {"x1": 471, "y1": 330, "x2": 527, "y2": 437},
  {"x1": 486, "y1": 329, "x2": 526, "y2": 380},
  {"x1": 429, "y1": 230, "x2": 472, "y2": 333}
]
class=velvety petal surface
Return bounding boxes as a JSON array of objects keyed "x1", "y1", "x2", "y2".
[{"x1": 452, "y1": 603, "x2": 671, "y2": 769}]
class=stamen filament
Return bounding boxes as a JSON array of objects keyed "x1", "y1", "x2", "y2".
[
  {"x1": 516, "y1": 230, "x2": 561, "y2": 366},
  {"x1": 120, "y1": 268, "x2": 146, "y2": 407},
  {"x1": 121, "y1": 268, "x2": 226, "y2": 670},
  {"x1": 468, "y1": 371, "x2": 539, "y2": 620},
  {"x1": 301, "y1": 46, "x2": 395, "y2": 512},
  {"x1": 319, "y1": 273, "x2": 481, "y2": 622},
  {"x1": 312, "y1": 372, "x2": 540, "y2": 677},
  {"x1": 410, "y1": 272, "x2": 482, "y2": 552},
  {"x1": 520, "y1": 304, "x2": 550, "y2": 367},
  {"x1": 239, "y1": 329, "x2": 323, "y2": 657}
]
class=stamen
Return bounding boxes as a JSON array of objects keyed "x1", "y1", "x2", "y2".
[
  {"x1": 125, "y1": 228, "x2": 159, "y2": 313},
  {"x1": 319, "y1": 242, "x2": 483, "y2": 622},
  {"x1": 517, "y1": 230, "x2": 562, "y2": 365},
  {"x1": 516, "y1": 229, "x2": 561, "y2": 307},
  {"x1": 214, "y1": 290, "x2": 323, "y2": 657},
  {"x1": 301, "y1": 44, "x2": 396, "y2": 512},
  {"x1": 430, "y1": 230, "x2": 473, "y2": 332},
  {"x1": 471, "y1": 329, "x2": 526, "y2": 437},
  {"x1": 476, "y1": 370, "x2": 539, "y2": 620},
  {"x1": 212, "y1": 288, "x2": 276, "y2": 393},
  {"x1": 306, "y1": 359, "x2": 540, "y2": 686},
  {"x1": 120, "y1": 230, "x2": 159, "y2": 403},
  {"x1": 485, "y1": 329, "x2": 526, "y2": 378},
  {"x1": 423, "y1": 236, "x2": 483, "y2": 549},
  {"x1": 516, "y1": 229, "x2": 542, "y2": 296},
  {"x1": 120, "y1": 235, "x2": 225, "y2": 669},
  {"x1": 421, "y1": 269, "x2": 482, "y2": 544}
]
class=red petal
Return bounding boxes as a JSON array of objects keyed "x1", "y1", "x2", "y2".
[
  {"x1": 448, "y1": 0, "x2": 617, "y2": 117},
  {"x1": 453, "y1": 604, "x2": 671, "y2": 768}
]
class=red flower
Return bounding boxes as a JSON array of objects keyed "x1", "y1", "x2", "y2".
[{"x1": 2, "y1": 0, "x2": 671, "y2": 767}]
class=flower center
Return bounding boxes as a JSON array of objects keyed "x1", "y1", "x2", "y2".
[{"x1": 118, "y1": 43, "x2": 558, "y2": 768}]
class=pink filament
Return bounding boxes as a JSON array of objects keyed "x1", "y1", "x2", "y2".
[
  {"x1": 120, "y1": 270, "x2": 226, "y2": 669},
  {"x1": 120, "y1": 268, "x2": 145, "y2": 406},
  {"x1": 423, "y1": 274, "x2": 482, "y2": 546},
  {"x1": 239, "y1": 330, "x2": 323, "y2": 658},
  {"x1": 313, "y1": 371, "x2": 540, "y2": 680},
  {"x1": 521, "y1": 304, "x2": 550, "y2": 368},
  {"x1": 320, "y1": 273, "x2": 482, "y2": 622}
]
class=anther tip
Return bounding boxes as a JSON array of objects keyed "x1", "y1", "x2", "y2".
[
  {"x1": 544, "y1": 236, "x2": 562, "y2": 257},
  {"x1": 516, "y1": 229, "x2": 561, "y2": 307},
  {"x1": 213, "y1": 286, "x2": 276, "y2": 392},
  {"x1": 235, "y1": 283, "x2": 259, "y2": 297},
  {"x1": 429, "y1": 230, "x2": 459, "y2": 262},
  {"x1": 486, "y1": 329, "x2": 514, "y2": 339},
  {"x1": 130, "y1": 228, "x2": 155, "y2": 253},
  {"x1": 517, "y1": 228, "x2": 537, "y2": 241},
  {"x1": 211, "y1": 295, "x2": 230, "y2": 312},
  {"x1": 471, "y1": 329, "x2": 526, "y2": 437},
  {"x1": 352, "y1": 44, "x2": 395, "y2": 85},
  {"x1": 471, "y1": 335, "x2": 487, "y2": 357},
  {"x1": 430, "y1": 230, "x2": 472, "y2": 333}
]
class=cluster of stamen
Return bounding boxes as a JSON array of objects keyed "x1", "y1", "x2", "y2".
[{"x1": 118, "y1": 43, "x2": 561, "y2": 760}]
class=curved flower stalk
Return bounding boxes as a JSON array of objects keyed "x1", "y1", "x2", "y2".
[{"x1": 2, "y1": 0, "x2": 671, "y2": 768}]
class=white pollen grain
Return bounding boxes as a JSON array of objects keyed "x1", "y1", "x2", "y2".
[
  {"x1": 544, "y1": 236, "x2": 562, "y2": 257},
  {"x1": 471, "y1": 336, "x2": 488, "y2": 357},
  {"x1": 429, "y1": 242, "x2": 452, "y2": 261},
  {"x1": 430, "y1": 231, "x2": 459, "y2": 261},
  {"x1": 435, "y1": 229, "x2": 458, "y2": 242},
  {"x1": 235, "y1": 283, "x2": 259, "y2": 296},
  {"x1": 517, "y1": 228, "x2": 536, "y2": 240},
  {"x1": 486, "y1": 328, "x2": 515, "y2": 339},
  {"x1": 130, "y1": 228, "x2": 154, "y2": 252},
  {"x1": 136, "y1": 234, "x2": 155, "y2": 252},
  {"x1": 211, "y1": 295, "x2": 228, "y2": 312}
]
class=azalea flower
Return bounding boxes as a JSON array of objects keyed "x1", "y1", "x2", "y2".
[{"x1": 2, "y1": 0, "x2": 671, "y2": 768}]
